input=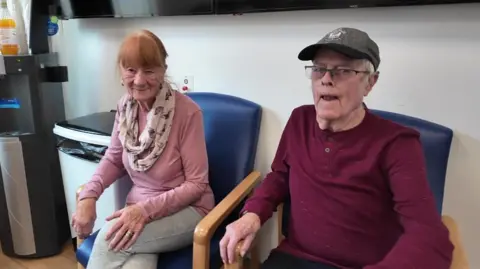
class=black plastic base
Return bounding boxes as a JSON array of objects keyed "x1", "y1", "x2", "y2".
[
  {"x1": 0, "y1": 134, "x2": 71, "y2": 259},
  {"x1": 72, "y1": 237, "x2": 78, "y2": 252},
  {"x1": 0, "y1": 247, "x2": 62, "y2": 259}
]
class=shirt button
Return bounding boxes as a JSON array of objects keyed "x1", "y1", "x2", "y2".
[{"x1": 325, "y1": 148, "x2": 330, "y2": 153}]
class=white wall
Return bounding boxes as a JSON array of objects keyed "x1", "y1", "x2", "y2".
[{"x1": 52, "y1": 3, "x2": 480, "y2": 266}]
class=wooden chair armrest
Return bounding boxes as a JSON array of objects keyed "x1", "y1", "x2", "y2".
[
  {"x1": 442, "y1": 215, "x2": 470, "y2": 269},
  {"x1": 193, "y1": 171, "x2": 262, "y2": 269},
  {"x1": 225, "y1": 202, "x2": 285, "y2": 269},
  {"x1": 224, "y1": 238, "x2": 260, "y2": 269},
  {"x1": 223, "y1": 240, "x2": 247, "y2": 269}
]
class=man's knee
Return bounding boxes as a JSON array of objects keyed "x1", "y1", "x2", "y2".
[
  {"x1": 261, "y1": 250, "x2": 317, "y2": 269},
  {"x1": 261, "y1": 251, "x2": 289, "y2": 269}
]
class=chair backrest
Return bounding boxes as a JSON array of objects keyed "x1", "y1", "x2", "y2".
[
  {"x1": 370, "y1": 109, "x2": 453, "y2": 213},
  {"x1": 186, "y1": 92, "x2": 262, "y2": 208},
  {"x1": 282, "y1": 109, "x2": 453, "y2": 236}
]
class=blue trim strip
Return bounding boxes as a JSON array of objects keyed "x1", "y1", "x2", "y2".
[{"x1": 0, "y1": 98, "x2": 20, "y2": 109}]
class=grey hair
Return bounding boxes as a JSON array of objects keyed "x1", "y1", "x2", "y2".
[{"x1": 363, "y1": 59, "x2": 375, "y2": 73}]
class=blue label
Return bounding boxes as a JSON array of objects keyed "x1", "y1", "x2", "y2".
[
  {"x1": 47, "y1": 21, "x2": 59, "y2": 36},
  {"x1": 0, "y1": 98, "x2": 20, "y2": 109}
]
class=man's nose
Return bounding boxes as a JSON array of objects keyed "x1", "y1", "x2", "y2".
[{"x1": 320, "y1": 71, "x2": 334, "y2": 86}]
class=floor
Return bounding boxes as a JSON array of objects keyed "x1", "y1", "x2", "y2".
[
  {"x1": 0, "y1": 242, "x2": 77, "y2": 269},
  {"x1": 0, "y1": 242, "x2": 250, "y2": 269}
]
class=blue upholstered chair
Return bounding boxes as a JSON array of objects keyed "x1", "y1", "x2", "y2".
[
  {"x1": 75, "y1": 92, "x2": 263, "y2": 269},
  {"x1": 232, "y1": 109, "x2": 469, "y2": 269}
]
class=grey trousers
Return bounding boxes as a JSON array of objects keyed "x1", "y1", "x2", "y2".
[{"x1": 86, "y1": 206, "x2": 203, "y2": 269}]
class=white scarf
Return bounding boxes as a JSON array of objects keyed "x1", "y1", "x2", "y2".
[{"x1": 117, "y1": 82, "x2": 175, "y2": 172}]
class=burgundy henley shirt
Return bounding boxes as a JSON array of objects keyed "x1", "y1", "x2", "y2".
[{"x1": 242, "y1": 105, "x2": 453, "y2": 269}]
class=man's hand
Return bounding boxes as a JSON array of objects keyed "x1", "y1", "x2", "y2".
[
  {"x1": 104, "y1": 204, "x2": 148, "y2": 252},
  {"x1": 72, "y1": 198, "x2": 96, "y2": 239},
  {"x1": 219, "y1": 212, "x2": 261, "y2": 264}
]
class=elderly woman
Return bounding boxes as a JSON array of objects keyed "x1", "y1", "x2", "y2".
[{"x1": 71, "y1": 29, "x2": 215, "y2": 269}]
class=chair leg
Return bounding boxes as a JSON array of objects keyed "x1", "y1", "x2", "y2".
[
  {"x1": 75, "y1": 187, "x2": 86, "y2": 269},
  {"x1": 250, "y1": 243, "x2": 260, "y2": 269},
  {"x1": 77, "y1": 237, "x2": 85, "y2": 269}
]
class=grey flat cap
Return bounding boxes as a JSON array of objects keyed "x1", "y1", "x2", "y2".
[{"x1": 298, "y1": 27, "x2": 380, "y2": 70}]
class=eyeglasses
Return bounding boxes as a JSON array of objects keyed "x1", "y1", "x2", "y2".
[{"x1": 305, "y1": 65, "x2": 371, "y2": 81}]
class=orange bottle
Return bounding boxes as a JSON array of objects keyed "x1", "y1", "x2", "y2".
[{"x1": 0, "y1": 0, "x2": 19, "y2": 55}]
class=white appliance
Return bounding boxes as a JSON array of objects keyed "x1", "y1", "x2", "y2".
[{"x1": 53, "y1": 111, "x2": 132, "y2": 239}]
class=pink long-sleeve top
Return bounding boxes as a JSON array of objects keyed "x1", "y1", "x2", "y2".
[{"x1": 78, "y1": 91, "x2": 215, "y2": 221}]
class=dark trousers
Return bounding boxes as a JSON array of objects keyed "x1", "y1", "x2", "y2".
[{"x1": 261, "y1": 250, "x2": 338, "y2": 269}]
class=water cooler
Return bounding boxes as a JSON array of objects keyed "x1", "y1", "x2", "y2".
[{"x1": 0, "y1": 52, "x2": 70, "y2": 258}]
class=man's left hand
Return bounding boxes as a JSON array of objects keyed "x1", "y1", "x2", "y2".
[{"x1": 105, "y1": 204, "x2": 148, "y2": 252}]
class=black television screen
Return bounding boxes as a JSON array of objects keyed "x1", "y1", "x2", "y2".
[
  {"x1": 59, "y1": 0, "x2": 214, "y2": 19},
  {"x1": 214, "y1": 0, "x2": 480, "y2": 14}
]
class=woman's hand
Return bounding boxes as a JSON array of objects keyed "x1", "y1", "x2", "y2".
[
  {"x1": 104, "y1": 204, "x2": 148, "y2": 252},
  {"x1": 72, "y1": 198, "x2": 97, "y2": 239}
]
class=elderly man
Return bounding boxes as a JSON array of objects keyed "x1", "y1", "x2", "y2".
[{"x1": 219, "y1": 27, "x2": 453, "y2": 269}]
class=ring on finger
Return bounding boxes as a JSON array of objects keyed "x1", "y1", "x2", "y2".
[{"x1": 125, "y1": 231, "x2": 134, "y2": 237}]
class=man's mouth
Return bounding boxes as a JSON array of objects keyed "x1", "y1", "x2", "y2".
[{"x1": 320, "y1": 95, "x2": 339, "y2": 101}]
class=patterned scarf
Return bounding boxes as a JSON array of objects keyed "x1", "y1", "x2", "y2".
[{"x1": 117, "y1": 82, "x2": 176, "y2": 172}]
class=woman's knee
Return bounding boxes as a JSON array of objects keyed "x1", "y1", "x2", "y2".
[
  {"x1": 122, "y1": 253, "x2": 158, "y2": 269},
  {"x1": 91, "y1": 219, "x2": 120, "y2": 252},
  {"x1": 127, "y1": 207, "x2": 202, "y2": 253},
  {"x1": 87, "y1": 221, "x2": 132, "y2": 269}
]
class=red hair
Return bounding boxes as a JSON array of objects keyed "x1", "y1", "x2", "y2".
[{"x1": 117, "y1": 30, "x2": 168, "y2": 69}]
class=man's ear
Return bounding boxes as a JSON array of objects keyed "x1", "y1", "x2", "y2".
[
  {"x1": 364, "y1": 71, "x2": 379, "y2": 97},
  {"x1": 369, "y1": 71, "x2": 379, "y2": 87}
]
